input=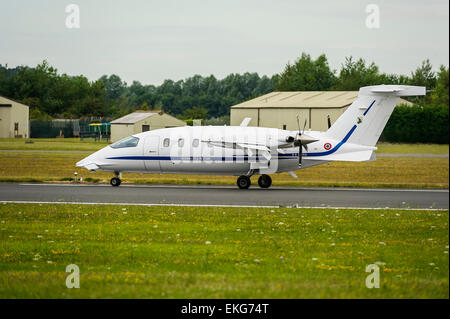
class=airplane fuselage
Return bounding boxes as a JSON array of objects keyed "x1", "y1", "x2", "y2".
[
  {"x1": 77, "y1": 126, "x2": 323, "y2": 177},
  {"x1": 76, "y1": 85, "x2": 426, "y2": 188}
]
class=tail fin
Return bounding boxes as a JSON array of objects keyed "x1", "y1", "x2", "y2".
[{"x1": 325, "y1": 85, "x2": 425, "y2": 146}]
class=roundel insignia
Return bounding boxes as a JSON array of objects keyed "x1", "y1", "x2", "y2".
[{"x1": 324, "y1": 143, "x2": 332, "y2": 150}]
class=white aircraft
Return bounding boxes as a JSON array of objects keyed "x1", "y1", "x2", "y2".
[{"x1": 77, "y1": 85, "x2": 425, "y2": 189}]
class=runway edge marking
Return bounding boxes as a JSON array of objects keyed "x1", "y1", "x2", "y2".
[
  {"x1": 16, "y1": 183, "x2": 450, "y2": 193},
  {"x1": 1, "y1": 200, "x2": 448, "y2": 211}
]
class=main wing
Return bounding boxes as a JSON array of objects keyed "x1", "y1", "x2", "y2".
[{"x1": 202, "y1": 139, "x2": 271, "y2": 161}]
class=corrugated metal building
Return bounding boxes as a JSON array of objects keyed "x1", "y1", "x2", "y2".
[
  {"x1": 110, "y1": 110, "x2": 186, "y2": 142},
  {"x1": 0, "y1": 95, "x2": 29, "y2": 138},
  {"x1": 230, "y1": 91, "x2": 412, "y2": 131}
]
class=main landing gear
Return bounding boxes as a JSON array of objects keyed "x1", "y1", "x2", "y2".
[
  {"x1": 236, "y1": 174, "x2": 272, "y2": 189},
  {"x1": 257, "y1": 174, "x2": 272, "y2": 189},
  {"x1": 110, "y1": 172, "x2": 121, "y2": 187},
  {"x1": 237, "y1": 175, "x2": 251, "y2": 189}
]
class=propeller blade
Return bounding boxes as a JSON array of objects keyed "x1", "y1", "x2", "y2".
[{"x1": 299, "y1": 144, "x2": 302, "y2": 166}]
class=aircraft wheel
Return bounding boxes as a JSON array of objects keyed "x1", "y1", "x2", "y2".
[
  {"x1": 110, "y1": 177, "x2": 121, "y2": 187},
  {"x1": 237, "y1": 175, "x2": 251, "y2": 189},
  {"x1": 258, "y1": 174, "x2": 272, "y2": 188}
]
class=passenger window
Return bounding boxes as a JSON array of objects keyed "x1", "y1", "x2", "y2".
[
  {"x1": 110, "y1": 136, "x2": 139, "y2": 149},
  {"x1": 178, "y1": 138, "x2": 184, "y2": 147},
  {"x1": 163, "y1": 138, "x2": 170, "y2": 147},
  {"x1": 192, "y1": 139, "x2": 199, "y2": 147}
]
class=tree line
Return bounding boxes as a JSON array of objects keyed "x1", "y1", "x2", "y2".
[{"x1": 0, "y1": 53, "x2": 448, "y2": 126}]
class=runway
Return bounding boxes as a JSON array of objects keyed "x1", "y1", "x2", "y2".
[{"x1": 0, "y1": 183, "x2": 448, "y2": 209}]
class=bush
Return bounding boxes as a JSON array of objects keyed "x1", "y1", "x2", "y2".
[{"x1": 381, "y1": 104, "x2": 449, "y2": 144}]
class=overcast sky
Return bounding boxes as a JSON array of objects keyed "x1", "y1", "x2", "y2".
[{"x1": 1, "y1": 0, "x2": 448, "y2": 85}]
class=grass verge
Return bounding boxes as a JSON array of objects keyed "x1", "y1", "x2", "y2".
[
  {"x1": 0, "y1": 138, "x2": 108, "y2": 152},
  {"x1": 0, "y1": 203, "x2": 448, "y2": 298},
  {"x1": 376, "y1": 143, "x2": 449, "y2": 154},
  {"x1": 0, "y1": 138, "x2": 448, "y2": 155},
  {"x1": 0, "y1": 151, "x2": 448, "y2": 188}
]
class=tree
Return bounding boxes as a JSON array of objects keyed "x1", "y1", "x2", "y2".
[
  {"x1": 182, "y1": 106, "x2": 208, "y2": 120},
  {"x1": 275, "y1": 53, "x2": 337, "y2": 91},
  {"x1": 410, "y1": 59, "x2": 436, "y2": 89},
  {"x1": 99, "y1": 74, "x2": 126, "y2": 100},
  {"x1": 333, "y1": 57, "x2": 382, "y2": 90},
  {"x1": 430, "y1": 65, "x2": 449, "y2": 106}
]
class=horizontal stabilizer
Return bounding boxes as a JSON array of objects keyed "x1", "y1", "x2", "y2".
[{"x1": 364, "y1": 85, "x2": 426, "y2": 96}]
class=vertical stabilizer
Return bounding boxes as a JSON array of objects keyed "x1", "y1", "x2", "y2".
[{"x1": 325, "y1": 85, "x2": 425, "y2": 147}]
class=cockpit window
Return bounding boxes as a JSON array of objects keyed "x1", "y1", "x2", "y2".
[{"x1": 110, "y1": 136, "x2": 139, "y2": 149}]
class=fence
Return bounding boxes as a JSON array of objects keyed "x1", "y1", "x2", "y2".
[{"x1": 30, "y1": 120, "x2": 110, "y2": 140}]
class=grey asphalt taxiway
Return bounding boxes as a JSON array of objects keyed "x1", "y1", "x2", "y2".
[{"x1": 0, "y1": 183, "x2": 448, "y2": 209}]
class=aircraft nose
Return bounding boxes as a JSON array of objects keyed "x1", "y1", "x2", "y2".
[
  {"x1": 76, "y1": 148, "x2": 107, "y2": 171},
  {"x1": 76, "y1": 154, "x2": 100, "y2": 171}
]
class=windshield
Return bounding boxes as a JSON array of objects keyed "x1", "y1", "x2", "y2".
[{"x1": 110, "y1": 136, "x2": 140, "y2": 149}]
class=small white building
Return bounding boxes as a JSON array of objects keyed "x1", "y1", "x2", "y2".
[
  {"x1": 110, "y1": 111, "x2": 186, "y2": 142},
  {"x1": 0, "y1": 95, "x2": 29, "y2": 138}
]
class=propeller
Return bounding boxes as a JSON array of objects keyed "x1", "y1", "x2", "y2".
[{"x1": 295, "y1": 115, "x2": 308, "y2": 167}]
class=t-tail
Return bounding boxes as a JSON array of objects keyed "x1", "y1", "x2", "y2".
[{"x1": 305, "y1": 85, "x2": 426, "y2": 162}]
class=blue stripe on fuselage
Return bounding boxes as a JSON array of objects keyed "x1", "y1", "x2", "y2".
[
  {"x1": 303, "y1": 125, "x2": 357, "y2": 157},
  {"x1": 106, "y1": 154, "x2": 299, "y2": 161},
  {"x1": 304, "y1": 99, "x2": 376, "y2": 158}
]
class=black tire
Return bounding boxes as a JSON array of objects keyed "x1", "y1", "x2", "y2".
[
  {"x1": 110, "y1": 177, "x2": 121, "y2": 187},
  {"x1": 237, "y1": 175, "x2": 251, "y2": 189},
  {"x1": 258, "y1": 174, "x2": 272, "y2": 188}
]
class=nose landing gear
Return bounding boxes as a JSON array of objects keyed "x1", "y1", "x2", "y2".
[
  {"x1": 110, "y1": 177, "x2": 121, "y2": 187},
  {"x1": 110, "y1": 171, "x2": 122, "y2": 187}
]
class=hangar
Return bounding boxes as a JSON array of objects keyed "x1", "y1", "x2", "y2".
[
  {"x1": 230, "y1": 91, "x2": 412, "y2": 131},
  {"x1": 110, "y1": 110, "x2": 186, "y2": 142},
  {"x1": 0, "y1": 95, "x2": 29, "y2": 138}
]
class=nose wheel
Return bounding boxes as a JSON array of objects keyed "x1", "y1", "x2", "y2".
[
  {"x1": 258, "y1": 174, "x2": 272, "y2": 188},
  {"x1": 110, "y1": 177, "x2": 121, "y2": 187}
]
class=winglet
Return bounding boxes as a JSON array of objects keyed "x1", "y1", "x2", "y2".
[{"x1": 240, "y1": 117, "x2": 252, "y2": 127}]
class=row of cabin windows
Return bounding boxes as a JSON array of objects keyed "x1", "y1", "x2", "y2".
[{"x1": 163, "y1": 138, "x2": 210, "y2": 148}]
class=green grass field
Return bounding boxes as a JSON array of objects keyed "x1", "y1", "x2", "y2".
[
  {"x1": 0, "y1": 152, "x2": 448, "y2": 188},
  {"x1": 0, "y1": 138, "x2": 448, "y2": 154},
  {"x1": 0, "y1": 138, "x2": 448, "y2": 188},
  {"x1": 0, "y1": 138, "x2": 109, "y2": 152},
  {"x1": 0, "y1": 203, "x2": 448, "y2": 298},
  {"x1": 376, "y1": 143, "x2": 449, "y2": 154}
]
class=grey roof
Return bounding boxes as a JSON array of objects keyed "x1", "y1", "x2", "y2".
[
  {"x1": 231, "y1": 91, "x2": 412, "y2": 109},
  {"x1": 0, "y1": 95, "x2": 29, "y2": 108},
  {"x1": 110, "y1": 112, "x2": 158, "y2": 124}
]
